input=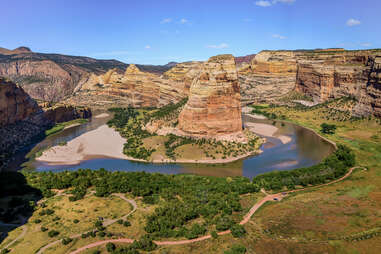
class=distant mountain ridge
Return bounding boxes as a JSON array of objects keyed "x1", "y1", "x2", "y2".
[{"x1": 0, "y1": 47, "x2": 173, "y2": 102}]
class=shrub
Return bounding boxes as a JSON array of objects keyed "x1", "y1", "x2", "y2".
[
  {"x1": 131, "y1": 234, "x2": 157, "y2": 251},
  {"x1": 320, "y1": 123, "x2": 337, "y2": 134},
  {"x1": 41, "y1": 226, "x2": 48, "y2": 232},
  {"x1": 216, "y1": 216, "x2": 234, "y2": 231},
  {"x1": 98, "y1": 231, "x2": 106, "y2": 237},
  {"x1": 106, "y1": 242, "x2": 116, "y2": 252},
  {"x1": 34, "y1": 219, "x2": 42, "y2": 224},
  {"x1": 211, "y1": 230, "x2": 218, "y2": 239},
  {"x1": 62, "y1": 237, "x2": 73, "y2": 245},
  {"x1": 123, "y1": 220, "x2": 131, "y2": 227},
  {"x1": 92, "y1": 251, "x2": 101, "y2": 254},
  {"x1": 231, "y1": 224, "x2": 246, "y2": 238},
  {"x1": 73, "y1": 219, "x2": 79, "y2": 224},
  {"x1": 224, "y1": 244, "x2": 247, "y2": 254},
  {"x1": 117, "y1": 219, "x2": 123, "y2": 224},
  {"x1": 48, "y1": 230, "x2": 59, "y2": 237}
]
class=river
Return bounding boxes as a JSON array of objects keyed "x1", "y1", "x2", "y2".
[{"x1": 21, "y1": 111, "x2": 335, "y2": 179}]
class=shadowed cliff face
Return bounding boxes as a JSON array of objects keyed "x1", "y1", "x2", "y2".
[
  {"x1": 0, "y1": 77, "x2": 42, "y2": 126},
  {"x1": 0, "y1": 77, "x2": 92, "y2": 171},
  {"x1": 178, "y1": 54, "x2": 242, "y2": 136}
]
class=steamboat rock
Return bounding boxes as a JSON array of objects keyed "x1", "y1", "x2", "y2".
[{"x1": 178, "y1": 54, "x2": 242, "y2": 136}]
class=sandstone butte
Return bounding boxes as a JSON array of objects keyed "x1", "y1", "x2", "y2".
[{"x1": 178, "y1": 54, "x2": 242, "y2": 137}]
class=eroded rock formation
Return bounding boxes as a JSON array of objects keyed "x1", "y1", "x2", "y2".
[
  {"x1": 294, "y1": 50, "x2": 381, "y2": 117},
  {"x1": 178, "y1": 54, "x2": 242, "y2": 136},
  {"x1": 0, "y1": 77, "x2": 41, "y2": 126},
  {"x1": 67, "y1": 64, "x2": 186, "y2": 108},
  {"x1": 238, "y1": 51, "x2": 297, "y2": 104},
  {"x1": 0, "y1": 77, "x2": 92, "y2": 171}
]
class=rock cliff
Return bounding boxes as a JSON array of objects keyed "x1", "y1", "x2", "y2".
[
  {"x1": 162, "y1": 61, "x2": 202, "y2": 94},
  {"x1": 67, "y1": 64, "x2": 186, "y2": 108},
  {"x1": 0, "y1": 77, "x2": 42, "y2": 126},
  {"x1": 0, "y1": 77, "x2": 92, "y2": 171},
  {"x1": 294, "y1": 49, "x2": 381, "y2": 117},
  {"x1": 0, "y1": 47, "x2": 173, "y2": 103},
  {"x1": 238, "y1": 51, "x2": 297, "y2": 104},
  {"x1": 178, "y1": 54, "x2": 242, "y2": 136}
]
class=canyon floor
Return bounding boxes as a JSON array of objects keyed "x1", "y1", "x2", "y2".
[{"x1": 2, "y1": 98, "x2": 380, "y2": 254}]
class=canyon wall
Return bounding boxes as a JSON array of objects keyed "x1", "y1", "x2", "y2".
[
  {"x1": 0, "y1": 77, "x2": 92, "y2": 171},
  {"x1": 0, "y1": 47, "x2": 174, "y2": 103},
  {"x1": 294, "y1": 50, "x2": 381, "y2": 117},
  {"x1": 238, "y1": 51, "x2": 297, "y2": 104},
  {"x1": 178, "y1": 54, "x2": 242, "y2": 136},
  {"x1": 0, "y1": 77, "x2": 42, "y2": 126},
  {"x1": 67, "y1": 64, "x2": 187, "y2": 108}
]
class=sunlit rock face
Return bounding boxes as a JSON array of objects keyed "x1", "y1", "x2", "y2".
[
  {"x1": 294, "y1": 50, "x2": 381, "y2": 117},
  {"x1": 178, "y1": 54, "x2": 242, "y2": 136},
  {"x1": 67, "y1": 64, "x2": 186, "y2": 108},
  {"x1": 238, "y1": 51, "x2": 297, "y2": 104},
  {"x1": 162, "y1": 61, "x2": 203, "y2": 95}
]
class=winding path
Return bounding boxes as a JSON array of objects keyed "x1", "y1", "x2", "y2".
[
  {"x1": 35, "y1": 193, "x2": 137, "y2": 254},
  {"x1": 68, "y1": 166, "x2": 365, "y2": 254}
]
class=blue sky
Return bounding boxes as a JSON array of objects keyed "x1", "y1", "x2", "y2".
[{"x1": 1, "y1": 0, "x2": 380, "y2": 65}]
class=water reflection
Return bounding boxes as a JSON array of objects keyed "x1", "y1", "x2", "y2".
[{"x1": 31, "y1": 113, "x2": 335, "y2": 179}]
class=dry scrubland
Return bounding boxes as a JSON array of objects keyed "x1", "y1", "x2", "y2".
[{"x1": 1, "y1": 96, "x2": 380, "y2": 254}]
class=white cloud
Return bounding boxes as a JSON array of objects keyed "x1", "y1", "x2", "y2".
[
  {"x1": 206, "y1": 43, "x2": 229, "y2": 49},
  {"x1": 346, "y1": 18, "x2": 361, "y2": 26},
  {"x1": 255, "y1": 0, "x2": 272, "y2": 7},
  {"x1": 180, "y1": 18, "x2": 188, "y2": 24},
  {"x1": 272, "y1": 34, "x2": 287, "y2": 39},
  {"x1": 360, "y1": 43, "x2": 372, "y2": 47},
  {"x1": 145, "y1": 45, "x2": 151, "y2": 49},
  {"x1": 160, "y1": 18, "x2": 172, "y2": 24},
  {"x1": 256, "y1": 0, "x2": 295, "y2": 7}
]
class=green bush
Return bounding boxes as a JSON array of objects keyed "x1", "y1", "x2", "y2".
[
  {"x1": 320, "y1": 123, "x2": 337, "y2": 134},
  {"x1": 224, "y1": 244, "x2": 247, "y2": 254},
  {"x1": 106, "y1": 242, "x2": 116, "y2": 252},
  {"x1": 48, "y1": 230, "x2": 59, "y2": 237},
  {"x1": 73, "y1": 219, "x2": 79, "y2": 224},
  {"x1": 41, "y1": 226, "x2": 48, "y2": 232},
  {"x1": 230, "y1": 224, "x2": 246, "y2": 238},
  {"x1": 34, "y1": 219, "x2": 42, "y2": 224},
  {"x1": 211, "y1": 230, "x2": 218, "y2": 239},
  {"x1": 62, "y1": 237, "x2": 73, "y2": 245},
  {"x1": 123, "y1": 220, "x2": 131, "y2": 227}
]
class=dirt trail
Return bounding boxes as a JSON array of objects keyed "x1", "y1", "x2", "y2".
[
  {"x1": 68, "y1": 166, "x2": 365, "y2": 253},
  {"x1": 36, "y1": 193, "x2": 136, "y2": 254}
]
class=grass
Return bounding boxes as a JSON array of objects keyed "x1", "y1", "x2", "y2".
[
  {"x1": 1, "y1": 193, "x2": 132, "y2": 254},
  {"x1": 45, "y1": 119, "x2": 88, "y2": 137}
]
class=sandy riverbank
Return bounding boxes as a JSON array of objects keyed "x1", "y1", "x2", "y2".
[
  {"x1": 95, "y1": 113, "x2": 110, "y2": 118},
  {"x1": 245, "y1": 122, "x2": 291, "y2": 144},
  {"x1": 36, "y1": 125, "x2": 129, "y2": 165},
  {"x1": 36, "y1": 123, "x2": 263, "y2": 166}
]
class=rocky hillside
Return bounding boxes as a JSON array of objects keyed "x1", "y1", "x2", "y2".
[
  {"x1": 0, "y1": 77, "x2": 42, "y2": 126},
  {"x1": 0, "y1": 47, "x2": 173, "y2": 102},
  {"x1": 66, "y1": 64, "x2": 187, "y2": 108},
  {"x1": 0, "y1": 77, "x2": 92, "y2": 171},
  {"x1": 238, "y1": 51, "x2": 297, "y2": 104},
  {"x1": 178, "y1": 54, "x2": 242, "y2": 137},
  {"x1": 294, "y1": 49, "x2": 381, "y2": 117}
]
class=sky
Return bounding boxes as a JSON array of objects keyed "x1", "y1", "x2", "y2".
[{"x1": 1, "y1": 0, "x2": 380, "y2": 65}]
